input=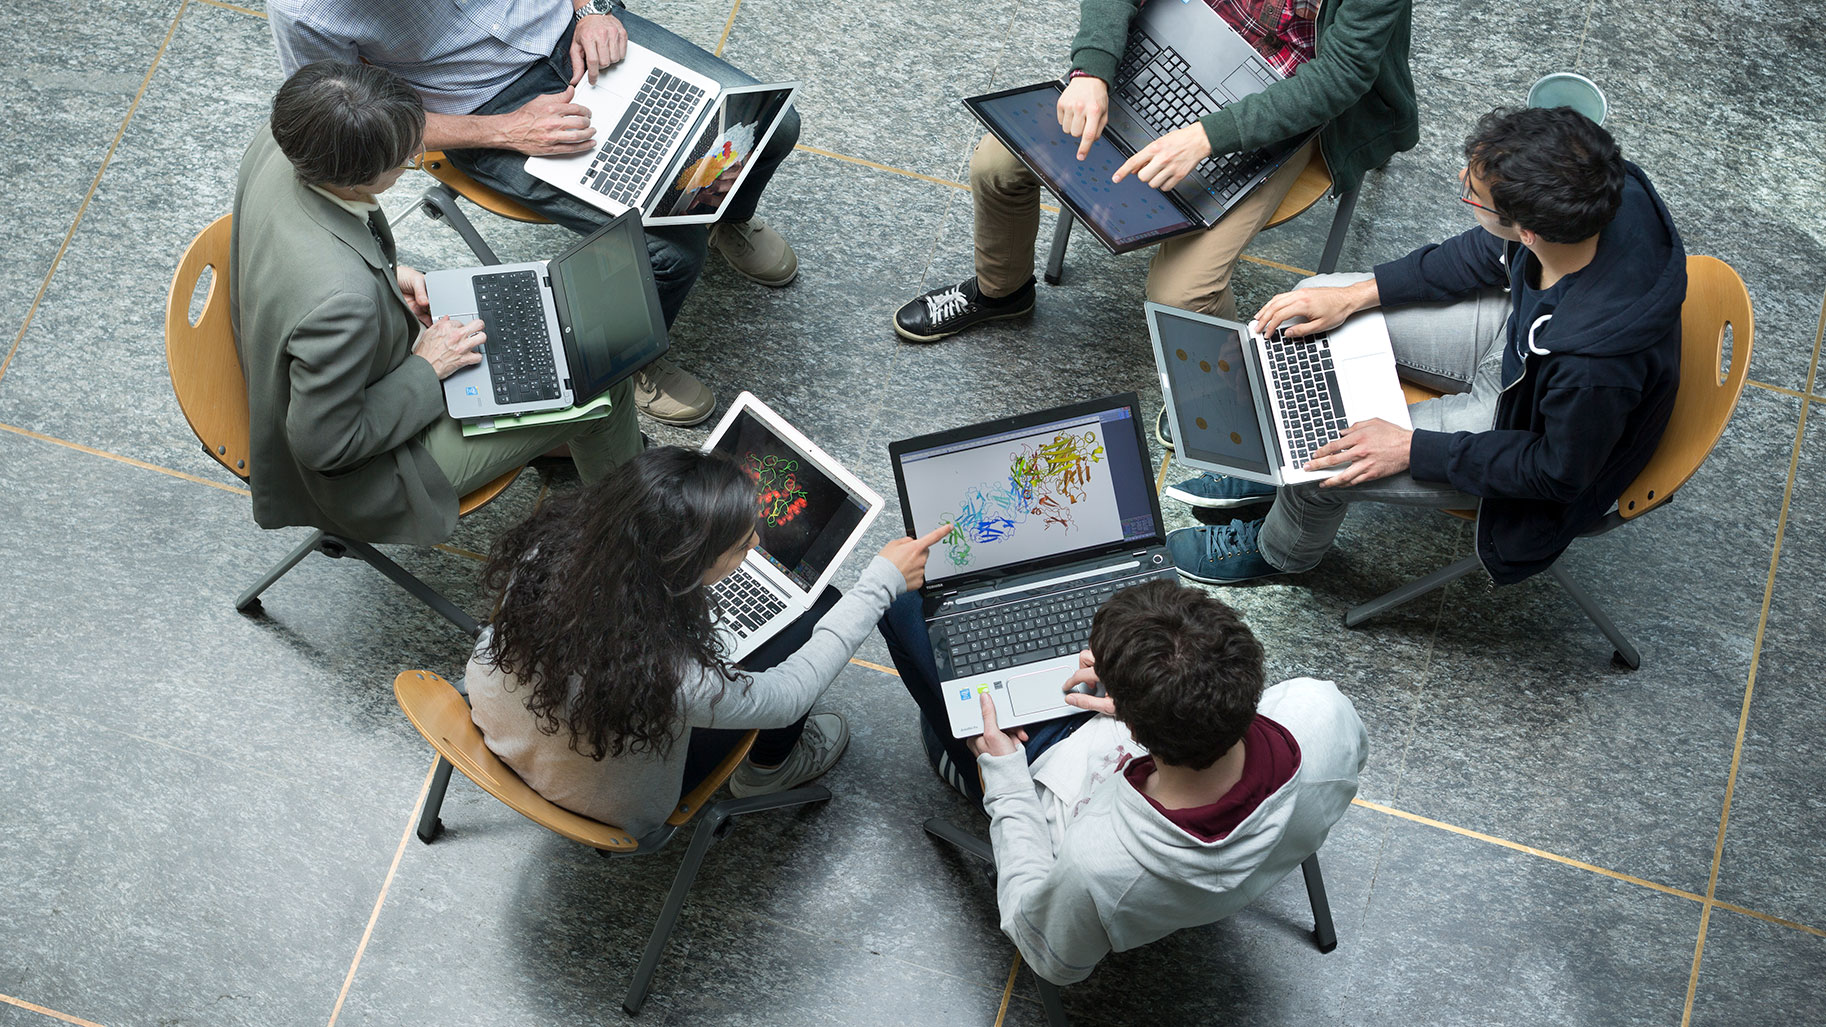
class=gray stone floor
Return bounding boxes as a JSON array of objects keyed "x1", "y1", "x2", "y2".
[{"x1": 2, "y1": 0, "x2": 1823, "y2": 1024}]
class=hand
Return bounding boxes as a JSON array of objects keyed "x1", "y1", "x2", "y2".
[
  {"x1": 1254, "y1": 279, "x2": 1380, "y2": 338},
  {"x1": 1307, "y1": 417, "x2": 1413, "y2": 487},
  {"x1": 966, "y1": 692, "x2": 1027, "y2": 758},
  {"x1": 1056, "y1": 75, "x2": 1110, "y2": 160},
  {"x1": 500, "y1": 86, "x2": 596, "y2": 156},
  {"x1": 878, "y1": 524, "x2": 954, "y2": 590},
  {"x1": 1060, "y1": 650, "x2": 1115, "y2": 717},
  {"x1": 412, "y1": 316, "x2": 487, "y2": 379},
  {"x1": 395, "y1": 265, "x2": 431, "y2": 326},
  {"x1": 1112, "y1": 122, "x2": 1212, "y2": 192},
  {"x1": 569, "y1": 13, "x2": 628, "y2": 85}
]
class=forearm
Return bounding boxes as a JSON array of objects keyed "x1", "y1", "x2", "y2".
[{"x1": 423, "y1": 110, "x2": 509, "y2": 152}]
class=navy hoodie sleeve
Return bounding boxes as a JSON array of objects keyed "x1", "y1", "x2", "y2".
[
  {"x1": 1374, "y1": 226, "x2": 1511, "y2": 306},
  {"x1": 1409, "y1": 372, "x2": 1641, "y2": 501}
]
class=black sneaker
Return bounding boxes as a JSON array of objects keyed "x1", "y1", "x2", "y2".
[
  {"x1": 1156, "y1": 407, "x2": 1174, "y2": 451},
  {"x1": 894, "y1": 276, "x2": 1035, "y2": 343}
]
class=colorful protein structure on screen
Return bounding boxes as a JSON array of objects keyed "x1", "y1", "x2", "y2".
[
  {"x1": 941, "y1": 431, "x2": 1105, "y2": 566},
  {"x1": 746, "y1": 453, "x2": 808, "y2": 526}
]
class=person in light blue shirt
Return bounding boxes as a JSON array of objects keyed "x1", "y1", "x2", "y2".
[{"x1": 268, "y1": 0, "x2": 803, "y2": 429}]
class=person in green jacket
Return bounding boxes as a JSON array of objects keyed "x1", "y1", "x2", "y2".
[{"x1": 894, "y1": 0, "x2": 1417, "y2": 343}]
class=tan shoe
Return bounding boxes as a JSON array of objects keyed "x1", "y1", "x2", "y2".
[
  {"x1": 709, "y1": 217, "x2": 798, "y2": 287},
  {"x1": 632, "y1": 358, "x2": 716, "y2": 426}
]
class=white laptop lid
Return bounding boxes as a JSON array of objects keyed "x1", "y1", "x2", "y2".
[
  {"x1": 701, "y1": 393, "x2": 884, "y2": 600},
  {"x1": 1146, "y1": 301, "x2": 1284, "y2": 488},
  {"x1": 643, "y1": 82, "x2": 799, "y2": 226}
]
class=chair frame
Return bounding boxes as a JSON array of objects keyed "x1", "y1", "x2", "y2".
[
  {"x1": 1341, "y1": 255, "x2": 1755, "y2": 670},
  {"x1": 416, "y1": 151, "x2": 552, "y2": 266},
  {"x1": 1043, "y1": 146, "x2": 1361, "y2": 285},
  {"x1": 396, "y1": 670, "x2": 831, "y2": 1015},
  {"x1": 166, "y1": 214, "x2": 522, "y2": 639},
  {"x1": 921, "y1": 816, "x2": 1336, "y2": 1026}
]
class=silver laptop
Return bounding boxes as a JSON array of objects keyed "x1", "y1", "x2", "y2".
[
  {"x1": 702, "y1": 393, "x2": 884, "y2": 663},
  {"x1": 525, "y1": 44, "x2": 797, "y2": 227},
  {"x1": 425, "y1": 210, "x2": 666, "y2": 420},
  {"x1": 1147, "y1": 301, "x2": 1412, "y2": 487},
  {"x1": 888, "y1": 394, "x2": 1177, "y2": 740}
]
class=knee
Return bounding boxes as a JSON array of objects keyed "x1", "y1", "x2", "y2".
[
  {"x1": 969, "y1": 132, "x2": 1032, "y2": 193},
  {"x1": 646, "y1": 228, "x2": 708, "y2": 286}
]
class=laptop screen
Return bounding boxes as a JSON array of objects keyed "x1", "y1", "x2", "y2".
[
  {"x1": 968, "y1": 83, "x2": 1195, "y2": 251},
  {"x1": 650, "y1": 85, "x2": 796, "y2": 219},
  {"x1": 711, "y1": 410, "x2": 870, "y2": 592},
  {"x1": 1153, "y1": 307, "x2": 1275, "y2": 477},
  {"x1": 550, "y1": 213, "x2": 668, "y2": 404},
  {"x1": 896, "y1": 402, "x2": 1158, "y2": 587}
]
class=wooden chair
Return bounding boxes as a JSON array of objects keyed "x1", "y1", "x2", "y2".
[
  {"x1": 415, "y1": 151, "x2": 552, "y2": 265},
  {"x1": 1343, "y1": 255, "x2": 1755, "y2": 669},
  {"x1": 922, "y1": 817, "x2": 1338, "y2": 1026},
  {"x1": 1043, "y1": 145, "x2": 1359, "y2": 285},
  {"x1": 393, "y1": 669, "x2": 833, "y2": 1015},
  {"x1": 165, "y1": 214, "x2": 523, "y2": 637}
]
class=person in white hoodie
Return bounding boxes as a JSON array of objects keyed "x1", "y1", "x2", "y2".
[{"x1": 963, "y1": 579, "x2": 1367, "y2": 985}]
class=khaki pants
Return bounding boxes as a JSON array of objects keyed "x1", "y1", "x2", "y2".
[{"x1": 970, "y1": 132, "x2": 1316, "y2": 320}]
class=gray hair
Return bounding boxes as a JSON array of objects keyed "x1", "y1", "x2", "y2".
[{"x1": 271, "y1": 61, "x2": 425, "y2": 188}]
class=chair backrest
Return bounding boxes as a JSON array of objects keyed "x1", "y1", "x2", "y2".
[
  {"x1": 421, "y1": 152, "x2": 552, "y2": 224},
  {"x1": 165, "y1": 214, "x2": 252, "y2": 481},
  {"x1": 1615, "y1": 255, "x2": 1754, "y2": 519}
]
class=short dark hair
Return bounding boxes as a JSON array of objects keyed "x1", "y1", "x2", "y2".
[
  {"x1": 1463, "y1": 106, "x2": 1625, "y2": 244},
  {"x1": 271, "y1": 61, "x2": 424, "y2": 188},
  {"x1": 1090, "y1": 580, "x2": 1265, "y2": 770}
]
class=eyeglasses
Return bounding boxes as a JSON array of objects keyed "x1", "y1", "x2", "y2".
[{"x1": 1458, "y1": 170, "x2": 1501, "y2": 216}]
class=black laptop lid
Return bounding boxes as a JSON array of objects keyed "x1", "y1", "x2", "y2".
[
  {"x1": 547, "y1": 209, "x2": 669, "y2": 405},
  {"x1": 889, "y1": 393, "x2": 1164, "y2": 590}
]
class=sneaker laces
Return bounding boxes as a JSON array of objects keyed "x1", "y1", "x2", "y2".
[
  {"x1": 1205, "y1": 518, "x2": 1263, "y2": 560},
  {"x1": 923, "y1": 283, "x2": 971, "y2": 324}
]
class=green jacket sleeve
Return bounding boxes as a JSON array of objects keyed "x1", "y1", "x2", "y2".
[
  {"x1": 283, "y1": 292, "x2": 445, "y2": 474},
  {"x1": 1069, "y1": 0, "x2": 1142, "y2": 83}
]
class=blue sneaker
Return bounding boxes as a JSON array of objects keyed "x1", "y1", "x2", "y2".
[
  {"x1": 1163, "y1": 472, "x2": 1277, "y2": 509},
  {"x1": 1166, "y1": 520, "x2": 1283, "y2": 584}
]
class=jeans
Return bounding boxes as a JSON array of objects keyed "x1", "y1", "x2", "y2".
[
  {"x1": 678, "y1": 586, "x2": 842, "y2": 793},
  {"x1": 1258, "y1": 274, "x2": 1512, "y2": 572},
  {"x1": 878, "y1": 591, "x2": 1092, "y2": 803},
  {"x1": 445, "y1": 12, "x2": 802, "y2": 327}
]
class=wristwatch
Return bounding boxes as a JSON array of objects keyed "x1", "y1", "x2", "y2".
[{"x1": 575, "y1": 0, "x2": 622, "y2": 22}]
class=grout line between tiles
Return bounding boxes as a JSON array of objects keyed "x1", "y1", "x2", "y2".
[
  {"x1": 326, "y1": 759, "x2": 439, "y2": 1027},
  {"x1": 992, "y1": 953, "x2": 1021, "y2": 1027},
  {"x1": 0, "y1": 421, "x2": 249, "y2": 496},
  {"x1": 0, "y1": 0, "x2": 189, "y2": 386},
  {"x1": 0, "y1": 994, "x2": 109, "y2": 1027},
  {"x1": 850, "y1": 657, "x2": 899, "y2": 676},
  {"x1": 713, "y1": 0, "x2": 742, "y2": 56},
  {"x1": 1746, "y1": 378, "x2": 1822, "y2": 404},
  {"x1": 1679, "y1": 290, "x2": 1826, "y2": 1025}
]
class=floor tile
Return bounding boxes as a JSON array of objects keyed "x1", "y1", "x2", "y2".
[{"x1": 1686, "y1": 908, "x2": 1826, "y2": 1027}]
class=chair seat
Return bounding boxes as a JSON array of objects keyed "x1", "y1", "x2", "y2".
[
  {"x1": 420, "y1": 151, "x2": 551, "y2": 224},
  {"x1": 456, "y1": 466, "x2": 525, "y2": 516},
  {"x1": 1263, "y1": 148, "x2": 1333, "y2": 230}
]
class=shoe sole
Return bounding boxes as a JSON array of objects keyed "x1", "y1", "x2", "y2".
[
  {"x1": 1162, "y1": 484, "x2": 1278, "y2": 509},
  {"x1": 637, "y1": 402, "x2": 718, "y2": 427},
  {"x1": 724, "y1": 261, "x2": 798, "y2": 288},
  {"x1": 1172, "y1": 562, "x2": 1286, "y2": 586},
  {"x1": 1155, "y1": 408, "x2": 1174, "y2": 451},
  {"x1": 893, "y1": 304, "x2": 1034, "y2": 344}
]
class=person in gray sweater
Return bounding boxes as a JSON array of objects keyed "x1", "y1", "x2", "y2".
[
  {"x1": 966, "y1": 580, "x2": 1366, "y2": 985},
  {"x1": 467, "y1": 447, "x2": 946, "y2": 839}
]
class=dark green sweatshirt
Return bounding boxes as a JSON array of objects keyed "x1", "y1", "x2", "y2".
[{"x1": 1069, "y1": 0, "x2": 1418, "y2": 195}]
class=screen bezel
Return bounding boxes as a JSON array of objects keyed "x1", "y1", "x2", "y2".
[
  {"x1": 547, "y1": 209, "x2": 670, "y2": 405},
  {"x1": 1145, "y1": 301, "x2": 1285, "y2": 488}
]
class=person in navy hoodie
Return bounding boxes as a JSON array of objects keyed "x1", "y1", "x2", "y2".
[{"x1": 1163, "y1": 105, "x2": 1685, "y2": 586}]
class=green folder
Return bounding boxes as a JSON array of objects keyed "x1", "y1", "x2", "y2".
[{"x1": 459, "y1": 391, "x2": 615, "y2": 437}]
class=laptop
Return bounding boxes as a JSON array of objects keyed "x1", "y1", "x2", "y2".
[
  {"x1": 426, "y1": 209, "x2": 667, "y2": 420},
  {"x1": 525, "y1": 44, "x2": 798, "y2": 226},
  {"x1": 1146, "y1": 301, "x2": 1412, "y2": 487},
  {"x1": 963, "y1": 0, "x2": 1309, "y2": 254},
  {"x1": 703, "y1": 393, "x2": 885, "y2": 663},
  {"x1": 889, "y1": 394, "x2": 1178, "y2": 739}
]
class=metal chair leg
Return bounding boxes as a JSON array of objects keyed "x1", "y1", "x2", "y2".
[
  {"x1": 1301, "y1": 853, "x2": 1338, "y2": 953},
  {"x1": 1316, "y1": 186, "x2": 1360, "y2": 275},
  {"x1": 1343, "y1": 553, "x2": 1482, "y2": 628},
  {"x1": 1034, "y1": 973, "x2": 1070, "y2": 1026},
  {"x1": 418, "y1": 184, "x2": 501, "y2": 266},
  {"x1": 338, "y1": 538, "x2": 483, "y2": 637},
  {"x1": 923, "y1": 817, "x2": 993, "y2": 863},
  {"x1": 235, "y1": 529, "x2": 328, "y2": 613},
  {"x1": 1044, "y1": 210, "x2": 1074, "y2": 286},
  {"x1": 1546, "y1": 562, "x2": 1641, "y2": 669},
  {"x1": 417, "y1": 758, "x2": 454, "y2": 844}
]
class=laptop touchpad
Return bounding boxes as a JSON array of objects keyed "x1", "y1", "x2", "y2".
[{"x1": 1006, "y1": 667, "x2": 1070, "y2": 717}]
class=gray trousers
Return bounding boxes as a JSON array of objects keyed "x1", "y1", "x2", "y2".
[{"x1": 1258, "y1": 274, "x2": 1511, "y2": 573}]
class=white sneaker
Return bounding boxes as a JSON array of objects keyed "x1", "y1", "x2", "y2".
[
  {"x1": 632, "y1": 357, "x2": 715, "y2": 426},
  {"x1": 727, "y1": 713, "x2": 849, "y2": 796},
  {"x1": 709, "y1": 217, "x2": 798, "y2": 287}
]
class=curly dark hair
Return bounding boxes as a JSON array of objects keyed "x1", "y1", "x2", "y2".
[
  {"x1": 1463, "y1": 105, "x2": 1625, "y2": 244},
  {"x1": 1090, "y1": 579, "x2": 1265, "y2": 770},
  {"x1": 479, "y1": 447, "x2": 760, "y2": 760}
]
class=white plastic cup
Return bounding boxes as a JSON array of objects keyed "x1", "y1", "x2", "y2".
[{"x1": 1527, "y1": 73, "x2": 1607, "y2": 126}]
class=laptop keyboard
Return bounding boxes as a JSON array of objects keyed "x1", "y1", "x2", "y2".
[
  {"x1": 1264, "y1": 329, "x2": 1348, "y2": 466},
  {"x1": 937, "y1": 579, "x2": 1130, "y2": 679},
  {"x1": 712, "y1": 570, "x2": 790, "y2": 639},
  {"x1": 1114, "y1": 26, "x2": 1274, "y2": 204},
  {"x1": 471, "y1": 270, "x2": 561, "y2": 405},
  {"x1": 582, "y1": 68, "x2": 708, "y2": 207}
]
